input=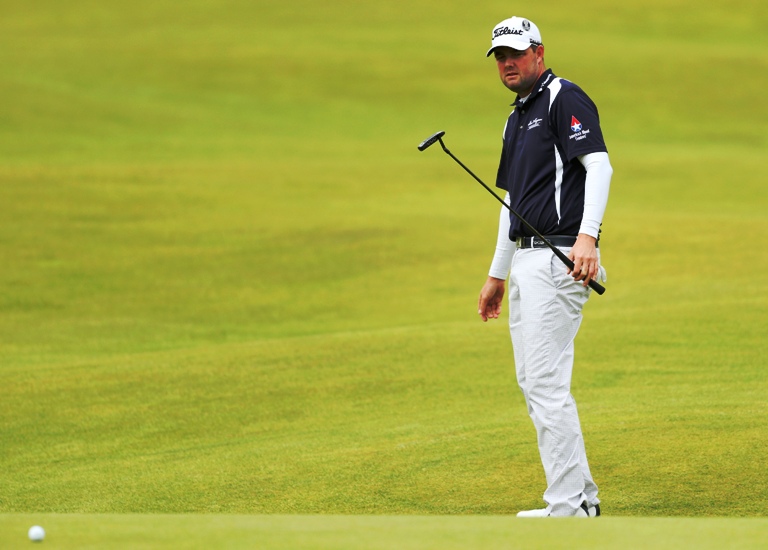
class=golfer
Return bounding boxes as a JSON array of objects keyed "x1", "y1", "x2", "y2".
[{"x1": 477, "y1": 16, "x2": 613, "y2": 517}]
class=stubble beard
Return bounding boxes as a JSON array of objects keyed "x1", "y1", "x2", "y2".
[{"x1": 502, "y1": 64, "x2": 541, "y2": 96}]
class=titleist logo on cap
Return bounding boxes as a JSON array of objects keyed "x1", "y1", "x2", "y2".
[{"x1": 493, "y1": 26, "x2": 524, "y2": 39}]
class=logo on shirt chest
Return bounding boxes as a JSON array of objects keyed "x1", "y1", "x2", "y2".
[{"x1": 527, "y1": 118, "x2": 542, "y2": 131}]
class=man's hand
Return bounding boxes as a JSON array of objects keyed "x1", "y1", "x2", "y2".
[
  {"x1": 568, "y1": 233, "x2": 599, "y2": 287},
  {"x1": 478, "y1": 276, "x2": 506, "y2": 322}
]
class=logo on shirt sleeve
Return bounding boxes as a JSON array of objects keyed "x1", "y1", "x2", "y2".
[
  {"x1": 570, "y1": 116, "x2": 582, "y2": 132},
  {"x1": 569, "y1": 115, "x2": 590, "y2": 141}
]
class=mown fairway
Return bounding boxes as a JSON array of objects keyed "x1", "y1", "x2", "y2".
[
  {"x1": 3, "y1": 515, "x2": 768, "y2": 549},
  {"x1": 1, "y1": 0, "x2": 767, "y2": 547}
]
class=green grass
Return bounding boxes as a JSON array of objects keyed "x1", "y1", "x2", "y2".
[
  {"x1": 2, "y1": 515, "x2": 768, "y2": 549},
  {"x1": 1, "y1": 0, "x2": 768, "y2": 546}
]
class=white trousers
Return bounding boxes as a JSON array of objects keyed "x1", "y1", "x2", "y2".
[{"x1": 508, "y1": 247, "x2": 599, "y2": 517}]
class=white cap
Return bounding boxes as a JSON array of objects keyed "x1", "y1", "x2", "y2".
[{"x1": 486, "y1": 17, "x2": 542, "y2": 56}]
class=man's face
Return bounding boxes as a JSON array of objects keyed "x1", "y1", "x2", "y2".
[{"x1": 494, "y1": 46, "x2": 544, "y2": 96}]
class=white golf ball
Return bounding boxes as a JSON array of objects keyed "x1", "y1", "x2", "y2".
[{"x1": 28, "y1": 525, "x2": 45, "y2": 542}]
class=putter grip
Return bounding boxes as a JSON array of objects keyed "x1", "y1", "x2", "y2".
[
  {"x1": 553, "y1": 247, "x2": 606, "y2": 295},
  {"x1": 588, "y1": 279, "x2": 606, "y2": 295}
]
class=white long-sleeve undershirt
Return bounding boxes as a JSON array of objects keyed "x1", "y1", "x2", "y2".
[
  {"x1": 488, "y1": 191, "x2": 515, "y2": 280},
  {"x1": 578, "y1": 151, "x2": 613, "y2": 238},
  {"x1": 487, "y1": 151, "x2": 612, "y2": 280}
]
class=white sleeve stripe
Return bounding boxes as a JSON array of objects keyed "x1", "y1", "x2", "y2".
[
  {"x1": 548, "y1": 77, "x2": 563, "y2": 112},
  {"x1": 553, "y1": 145, "x2": 564, "y2": 221}
]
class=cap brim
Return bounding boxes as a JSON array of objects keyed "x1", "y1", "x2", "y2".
[{"x1": 486, "y1": 39, "x2": 536, "y2": 57}]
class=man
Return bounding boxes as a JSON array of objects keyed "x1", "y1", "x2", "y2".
[{"x1": 477, "y1": 16, "x2": 612, "y2": 518}]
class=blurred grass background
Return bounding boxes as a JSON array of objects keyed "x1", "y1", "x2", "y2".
[{"x1": 1, "y1": 0, "x2": 767, "y2": 518}]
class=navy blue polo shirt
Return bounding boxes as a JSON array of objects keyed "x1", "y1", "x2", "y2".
[{"x1": 495, "y1": 69, "x2": 607, "y2": 239}]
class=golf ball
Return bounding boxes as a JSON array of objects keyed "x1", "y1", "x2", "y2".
[{"x1": 28, "y1": 525, "x2": 45, "y2": 542}]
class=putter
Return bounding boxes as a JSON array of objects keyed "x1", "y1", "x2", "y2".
[{"x1": 418, "y1": 130, "x2": 605, "y2": 295}]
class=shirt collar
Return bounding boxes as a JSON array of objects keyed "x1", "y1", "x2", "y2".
[{"x1": 512, "y1": 69, "x2": 555, "y2": 107}]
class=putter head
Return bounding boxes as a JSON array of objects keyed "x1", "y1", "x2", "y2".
[{"x1": 417, "y1": 131, "x2": 446, "y2": 151}]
